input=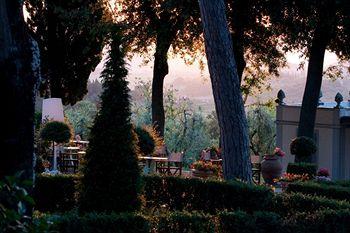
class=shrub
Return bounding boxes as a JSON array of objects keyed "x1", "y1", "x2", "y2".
[
  {"x1": 79, "y1": 32, "x2": 141, "y2": 213},
  {"x1": 219, "y1": 211, "x2": 281, "y2": 233},
  {"x1": 286, "y1": 181, "x2": 350, "y2": 201},
  {"x1": 284, "y1": 209, "x2": 350, "y2": 233},
  {"x1": 34, "y1": 174, "x2": 80, "y2": 212},
  {"x1": 48, "y1": 212, "x2": 150, "y2": 233},
  {"x1": 40, "y1": 121, "x2": 72, "y2": 143},
  {"x1": 271, "y1": 192, "x2": 350, "y2": 216},
  {"x1": 287, "y1": 163, "x2": 317, "y2": 177},
  {"x1": 290, "y1": 136, "x2": 317, "y2": 159},
  {"x1": 135, "y1": 126, "x2": 162, "y2": 156},
  {"x1": 157, "y1": 211, "x2": 215, "y2": 233},
  {"x1": 0, "y1": 174, "x2": 35, "y2": 232},
  {"x1": 143, "y1": 175, "x2": 273, "y2": 213}
]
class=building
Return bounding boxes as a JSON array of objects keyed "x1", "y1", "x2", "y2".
[{"x1": 276, "y1": 91, "x2": 350, "y2": 180}]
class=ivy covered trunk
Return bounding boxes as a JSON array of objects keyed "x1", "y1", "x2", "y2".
[
  {"x1": 0, "y1": 0, "x2": 38, "y2": 180},
  {"x1": 198, "y1": 0, "x2": 252, "y2": 181}
]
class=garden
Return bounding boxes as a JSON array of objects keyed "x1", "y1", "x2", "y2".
[{"x1": 2, "y1": 0, "x2": 350, "y2": 232}]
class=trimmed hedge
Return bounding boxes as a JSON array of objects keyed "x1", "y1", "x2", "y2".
[
  {"x1": 143, "y1": 175, "x2": 273, "y2": 213},
  {"x1": 34, "y1": 175, "x2": 350, "y2": 216},
  {"x1": 271, "y1": 192, "x2": 350, "y2": 215},
  {"x1": 284, "y1": 209, "x2": 350, "y2": 233},
  {"x1": 157, "y1": 211, "x2": 215, "y2": 233},
  {"x1": 287, "y1": 181, "x2": 350, "y2": 201},
  {"x1": 287, "y1": 163, "x2": 317, "y2": 177},
  {"x1": 34, "y1": 174, "x2": 81, "y2": 212},
  {"x1": 219, "y1": 211, "x2": 282, "y2": 233},
  {"x1": 44, "y1": 209, "x2": 350, "y2": 233},
  {"x1": 48, "y1": 212, "x2": 150, "y2": 233}
]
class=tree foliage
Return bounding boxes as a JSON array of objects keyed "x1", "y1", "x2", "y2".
[
  {"x1": 25, "y1": 0, "x2": 110, "y2": 105},
  {"x1": 65, "y1": 100, "x2": 97, "y2": 140},
  {"x1": 40, "y1": 121, "x2": 72, "y2": 143},
  {"x1": 79, "y1": 30, "x2": 141, "y2": 213}
]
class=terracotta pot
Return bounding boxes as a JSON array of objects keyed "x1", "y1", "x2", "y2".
[
  {"x1": 192, "y1": 169, "x2": 214, "y2": 179},
  {"x1": 261, "y1": 155, "x2": 283, "y2": 184}
]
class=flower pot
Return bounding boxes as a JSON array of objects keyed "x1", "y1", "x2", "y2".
[
  {"x1": 261, "y1": 155, "x2": 283, "y2": 184},
  {"x1": 192, "y1": 169, "x2": 215, "y2": 179}
]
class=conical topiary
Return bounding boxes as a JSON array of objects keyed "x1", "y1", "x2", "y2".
[{"x1": 79, "y1": 30, "x2": 141, "y2": 213}]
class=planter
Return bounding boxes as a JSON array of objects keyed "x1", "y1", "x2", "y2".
[
  {"x1": 192, "y1": 169, "x2": 215, "y2": 179},
  {"x1": 261, "y1": 155, "x2": 283, "y2": 184}
]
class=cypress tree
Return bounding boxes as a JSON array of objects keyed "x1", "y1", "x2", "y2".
[{"x1": 79, "y1": 30, "x2": 141, "y2": 213}]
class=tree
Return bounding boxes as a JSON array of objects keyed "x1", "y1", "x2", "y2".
[
  {"x1": 0, "y1": 0, "x2": 39, "y2": 181},
  {"x1": 25, "y1": 0, "x2": 109, "y2": 105},
  {"x1": 79, "y1": 30, "x2": 141, "y2": 213},
  {"x1": 226, "y1": 0, "x2": 286, "y2": 82},
  {"x1": 120, "y1": 0, "x2": 203, "y2": 136},
  {"x1": 198, "y1": 0, "x2": 252, "y2": 181},
  {"x1": 274, "y1": 0, "x2": 350, "y2": 161}
]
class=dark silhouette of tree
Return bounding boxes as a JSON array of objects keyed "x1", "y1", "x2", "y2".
[
  {"x1": 199, "y1": 0, "x2": 252, "y2": 181},
  {"x1": 121, "y1": 0, "x2": 287, "y2": 135},
  {"x1": 25, "y1": 0, "x2": 109, "y2": 105},
  {"x1": 273, "y1": 0, "x2": 350, "y2": 161},
  {"x1": 0, "y1": 0, "x2": 39, "y2": 181},
  {"x1": 226, "y1": 0, "x2": 286, "y2": 83},
  {"x1": 120, "y1": 0, "x2": 203, "y2": 136},
  {"x1": 79, "y1": 29, "x2": 141, "y2": 213}
]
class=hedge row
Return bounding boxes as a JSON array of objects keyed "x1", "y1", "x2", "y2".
[
  {"x1": 34, "y1": 175, "x2": 350, "y2": 215},
  {"x1": 271, "y1": 192, "x2": 350, "y2": 215},
  {"x1": 143, "y1": 175, "x2": 272, "y2": 213},
  {"x1": 286, "y1": 181, "x2": 350, "y2": 201},
  {"x1": 44, "y1": 209, "x2": 350, "y2": 233},
  {"x1": 34, "y1": 174, "x2": 81, "y2": 212}
]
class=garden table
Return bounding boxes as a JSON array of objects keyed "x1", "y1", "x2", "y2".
[{"x1": 139, "y1": 156, "x2": 168, "y2": 174}]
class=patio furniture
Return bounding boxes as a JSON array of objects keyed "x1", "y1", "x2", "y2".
[
  {"x1": 139, "y1": 156, "x2": 169, "y2": 174},
  {"x1": 153, "y1": 145, "x2": 169, "y2": 157},
  {"x1": 251, "y1": 155, "x2": 261, "y2": 184},
  {"x1": 156, "y1": 152, "x2": 184, "y2": 176},
  {"x1": 59, "y1": 147, "x2": 80, "y2": 173}
]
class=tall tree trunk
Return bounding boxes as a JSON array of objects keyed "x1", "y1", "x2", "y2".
[
  {"x1": 231, "y1": 34, "x2": 245, "y2": 83},
  {"x1": 198, "y1": 0, "x2": 252, "y2": 181},
  {"x1": 152, "y1": 35, "x2": 171, "y2": 137},
  {"x1": 0, "y1": 0, "x2": 37, "y2": 181},
  {"x1": 296, "y1": 1, "x2": 335, "y2": 162}
]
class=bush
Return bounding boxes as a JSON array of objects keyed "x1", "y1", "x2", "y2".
[
  {"x1": 286, "y1": 181, "x2": 350, "y2": 201},
  {"x1": 135, "y1": 126, "x2": 162, "y2": 156},
  {"x1": 143, "y1": 176, "x2": 273, "y2": 213},
  {"x1": 0, "y1": 174, "x2": 35, "y2": 232},
  {"x1": 287, "y1": 163, "x2": 317, "y2": 177},
  {"x1": 40, "y1": 121, "x2": 72, "y2": 143},
  {"x1": 271, "y1": 192, "x2": 350, "y2": 216},
  {"x1": 290, "y1": 136, "x2": 317, "y2": 159},
  {"x1": 34, "y1": 174, "x2": 80, "y2": 212},
  {"x1": 79, "y1": 33, "x2": 141, "y2": 213},
  {"x1": 285, "y1": 209, "x2": 350, "y2": 233},
  {"x1": 157, "y1": 211, "x2": 214, "y2": 233},
  {"x1": 219, "y1": 211, "x2": 281, "y2": 233},
  {"x1": 49, "y1": 212, "x2": 150, "y2": 233}
]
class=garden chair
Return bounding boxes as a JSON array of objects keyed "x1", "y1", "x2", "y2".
[
  {"x1": 200, "y1": 150, "x2": 211, "y2": 161},
  {"x1": 153, "y1": 145, "x2": 169, "y2": 157},
  {"x1": 251, "y1": 155, "x2": 261, "y2": 184},
  {"x1": 156, "y1": 152, "x2": 184, "y2": 176}
]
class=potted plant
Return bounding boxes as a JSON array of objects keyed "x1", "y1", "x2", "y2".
[
  {"x1": 290, "y1": 136, "x2": 317, "y2": 161},
  {"x1": 261, "y1": 147, "x2": 285, "y2": 184},
  {"x1": 40, "y1": 121, "x2": 72, "y2": 172},
  {"x1": 191, "y1": 160, "x2": 220, "y2": 178},
  {"x1": 316, "y1": 168, "x2": 331, "y2": 182},
  {"x1": 288, "y1": 136, "x2": 317, "y2": 177}
]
